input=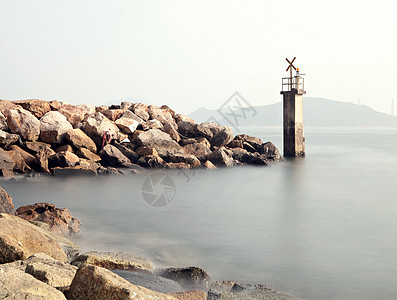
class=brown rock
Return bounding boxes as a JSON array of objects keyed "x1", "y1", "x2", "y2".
[
  {"x1": 68, "y1": 265, "x2": 177, "y2": 300},
  {"x1": 65, "y1": 128, "x2": 97, "y2": 153},
  {"x1": 169, "y1": 153, "x2": 201, "y2": 168},
  {"x1": 120, "y1": 101, "x2": 133, "y2": 110},
  {"x1": 0, "y1": 213, "x2": 69, "y2": 263},
  {"x1": 6, "y1": 108, "x2": 40, "y2": 141},
  {"x1": 81, "y1": 112, "x2": 122, "y2": 147},
  {"x1": 113, "y1": 143, "x2": 140, "y2": 163},
  {"x1": 6, "y1": 149, "x2": 31, "y2": 173},
  {"x1": 0, "y1": 111, "x2": 8, "y2": 131},
  {"x1": 183, "y1": 142, "x2": 211, "y2": 158},
  {"x1": 14, "y1": 99, "x2": 51, "y2": 118},
  {"x1": 234, "y1": 134, "x2": 263, "y2": 150},
  {"x1": 137, "y1": 155, "x2": 165, "y2": 168},
  {"x1": 0, "y1": 130, "x2": 20, "y2": 149},
  {"x1": 95, "y1": 105, "x2": 109, "y2": 113},
  {"x1": 71, "y1": 252, "x2": 153, "y2": 273},
  {"x1": 25, "y1": 141, "x2": 54, "y2": 155},
  {"x1": 16, "y1": 203, "x2": 81, "y2": 237},
  {"x1": 169, "y1": 290, "x2": 207, "y2": 300},
  {"x1": 76, "y1": 103, "x2": 96, "y2": 116},
  {"x1": 174, "y1": 113, "x2": 195, "y2": 123},
  {"x1": 115, "y1": 117, "x2": 139, "y2": 134},
  {"x1": 258, "y1": 141, "x2": 282, "y2": 161},
  {"x1": 137, "y1": 146, "x2": 159, "y2": 157},
  {"x1": 136, "y1": 129, "x2": 183, "y2": 157},
  {"x1": 160, "y1": 105, "x2": 176, "y2": 118},
  {"x1": 203, "y1": 160, "x2": 217, "y2": 169},
  {"x1": 0, "y1": 187, "x2": 15, "y2": 215},
  {"x1": 55, "y1": 144, "x2": 73, "y2": 153},
  {"x1": 162, "y1": 123, "x2": 181, "y2": 142},
  {"x1": 35, "y1": 147, "x2": 56, "y2": 173},
  {"x1": 58, "y1": 104, "x2": 86, "y2": 127},
  {"x1": 99, "y1": 144, "x2": 132, "y2": 167},
  {"x1": 157, "y1": 267, "x2": 210, "y2": 290},
  {"x1": 148, "y1": 105, "x2": 177, "y2": 128},
  {"x1": 177, "y1": 121, "x2": 200, "y2": 138},
  {"x1": 39, "y1": 111, "x2": 73, "y2": 144},
  {"x1": 9, "y1": 145, "x2": 36, "y2": 168},
  {"x1": 206, "y1": 147, "x2": 235, "y2": 167},
  {"x1": 210, "y1": 127, "x2": 234, "y2": 147},
  {"x1": 102, "y1": 109, "x2": 125, "y2": 121},
  {"x1": 52, "y1": 166, "x2": 98, "y2": 176},
  {"x1": 226, "y1": 139, "x2": 244, "y2": 149},
  {"x1": 164, "y1": 162, "x2": 190, "y2": 169},
  {"x1": 48, "y1": 151, "x2": 80, "y2": 169},
  {"x1": 0, "y1": 148, "x2": 15, "y2": 176},
  {"x1": 142, "y1": 119, "x2": 163, "y2": 130},
  {"x1": 121, "y1": 110, "x2": 144, "y2": 123},
  {"x1": 76, "y1": 147, "x2": 101, "y2": 162},
  {"x1": 0, "y1": 99, "x2": 22, "y2": 114},
  {"x1": 49, "y1": 100, "x2": 62, "y2": 110}
]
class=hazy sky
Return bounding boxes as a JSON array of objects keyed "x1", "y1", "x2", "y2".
[{"x1": 1, "y1": 0, "x2": 396, "y2": 115}]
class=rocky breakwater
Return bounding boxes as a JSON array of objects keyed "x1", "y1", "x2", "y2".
[{"x1": 0, "y1": 99, "x2": 281, "y2": 177}]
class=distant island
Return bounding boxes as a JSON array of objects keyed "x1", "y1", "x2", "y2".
[{"x1": 189, "y1": 97, "x2": 397, "y2": 128}]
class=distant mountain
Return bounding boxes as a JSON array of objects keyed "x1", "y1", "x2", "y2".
[{"x1": 188, "y1": 97, "x2": 397, "y2": 128}]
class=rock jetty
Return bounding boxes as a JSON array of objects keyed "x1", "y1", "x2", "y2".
[{"x1": 0, "y1": 99, "x2": 281, "y2": 177}]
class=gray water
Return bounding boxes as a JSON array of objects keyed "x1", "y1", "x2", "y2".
[{"x1": 2, "y1": 127, "x2": 397, "y2": 300}]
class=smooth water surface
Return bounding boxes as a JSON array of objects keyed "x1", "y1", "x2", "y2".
[{"x1": 2, "y1": 127, "x2": 397, "y2": 300}]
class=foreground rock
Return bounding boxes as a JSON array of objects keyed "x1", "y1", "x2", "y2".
[
  {"x1": 0, "y1": 187, "x2": 15, "y2": 214},
  {"x1": 6, "y1": 108, "x2": 40, "y2": 141},
  {"x1": 0, "y1": 268, "x2": 67, "y2": 300},
  {"x1": 39, "y1": 111, "x2": 73, "y2": 144},
  {"x1": 157, "y1": 266, "x2": 210, "y2": 290},
  {"x1": 71, "y1": 251, "x2": 153, "y2": 273},
  {"x1": 0, "y1": 213, "x2": 79, "y2": 263},
  {"x1": 68, "y1": 264, "x2": 178, "y2": 300},
  {"x1": 16, "y1": 203, "x2": 81, "y2": 237}
]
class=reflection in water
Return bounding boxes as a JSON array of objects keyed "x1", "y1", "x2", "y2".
[{"x1": 1, "y1": 127, "x2": 397, "y2": 300}]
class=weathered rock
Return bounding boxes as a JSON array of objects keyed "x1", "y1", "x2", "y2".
[
  {"x1": 0, "y1": 99, "x2": 21, "y2": 114},
  {"x1": 0, "y1": 149, "x2": 15, "y2": 176},
  {"x1": 99, "y1": 144, "x2": 132, "y2": 167},
  {"x1": 25, "y1": 141, "x2": 54, "y2": 155},
  {"x1": 234, "y1": 134, "x2": 263, "y2": 150},
  {"x1": 76, "y1": 159, "x2": 100, "y2": 171},
  {"x1": 157, "y1": 267, "x2": 210, "y2": 290},
  {"x1": 134, "y1": 108, "x2": 150, "y2": 121},
  {"x1": 113, "y1": 143, "x2": 140, "y2": 163},
  {"x1": 170, "y1": 290, "x2": 207, "y2": 300},
  {"x1": 0, "y1": 187, "x2": 15, "y2": 215},
  {"x1": 180, "y1": 137, "x2": 211, "y2": 147},
  {"x1": 0, "y1": 111, "x2": 8, "y2": 130},
  {"x1": 206, "y1": 147, "x2": 235, "y2": 167},
  {"x1": 52, "y1": 166, "x2": 97, "y2": 176},
  {"x1": 95, "y1": 105, "x2": 109, "y2": 113},
  {"x1": 72, "y1": 252, "x2": 153, "y2": 273},
  {"x1": 39, "y1": 111, "x2": 73, "y2": 144},
  {"x1": 164, "y1": 162, "x2": 190, "y2": 169},
  {"x1": 112, "y1": 270, "x2": 184, "y2": 294},
  {"x1": 14, "y1": 99, "x2": 51, "y2": 118},
  {"x1": 230, "y1": 148, "x2": 269, "y2": 165},
  {"x1": 227, "y1": 139, "x2": 244, "y2": 149},
  {"x1": 136, "y1": 129, "x2": 183, "y2": 157},
  {"x1": 48, "y1": 151, "x2": 80, "y2": 169},
  {"x1": 174, "y1": 113, "x2": 195, "y2": 123},
  {"x1": 183, "y1": 142, "x2": 211, "y2": 158},
  {"x1": 211, "y1": 127, "x2": 234, "y2": 147},
  {"x1": 148, "y1": 105, "x2": 177, "y2": 128},
  {"x1": 58, "y1": 104, "x2": 86, "y2": 127},
  {"x1": 102, "y1": 108, "x2": 125, "y2": 121},
  {"x1": 137, "y1": 146, "x2": 159, "y2": 157},
  {"x1": 55, "y1": 144, "x2": 73, "y2": 153},
  {"x1": 0, "y1": 213, "x2": 70, "y2": 263},
  {"x1": 122, "y1": 110, "x2": 144, "y2": 123},
  {"x1": 137, "y1": 155, "x2": 165, "y2": 168},
  {"x1": 76, "y1": 147, "x2": 101, "y2": 162},
  {"x1": 49, "y1": 100, "x2": 62, "y2": 110},
  {"x1": 9, "y1": 145, "x2": 36, "y2": 168},
  {"x1": 169, "y1": 153, "x2": 201, "y2": 168},
  {"x1": 203, "y1": 160, "x2": 217, "y2": 169},
  {"x1": 16, "y1": 203, "x2": 81, "y2": 237},
  {"x1": 177, "y1": 121, "x2": 200, "y2": 138},
  {"x1": 81, "y1": 112, "x2": 122, "y2": 147},
  {"x1": 258, "y1": 141, "x2": 282, "y2": 161},
  {"x1": 6, "y1": 108, "x2": 40, "y2": 141},
  {"x1": 6, "y1": 149, "x2": 31, "y2": 173},
  {"x1": 76, "y1": 103, "x2": 96, "y2": 116},
  {"x1": 142, "y1": 119, "x2": 164, "y2": 130},
  {"x1": 0, "y1": 130, "x2": 19, "y2": 149},
  {"x1": 68, "y1": 265, "x2": 178, "y2": 300},
  {"x1": 65, "y1": 128, "x2": 97, "y2": 153},
  {"x1": 115, "y1": 117, "x2": 139, "y2": 134},
  {"x1": 162, "y1": 123, "x2": 181, "y2": 142},
  {"x1": 120, "y1": 101, "x2": 133, "y2": 110},
  {"x1": 24, "y1": 253, "x2": 78, "y2": 291},
  {"x1": 35, "y1": 147, "x2": 55, "y2": 173},
  {"x1": 0, "y1": 268, "x2": 67, "y2": 300}
]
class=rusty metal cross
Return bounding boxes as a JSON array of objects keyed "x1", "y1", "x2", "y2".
[{"x1": 286, "y1": 57, "x2": 296, "y2": 89}]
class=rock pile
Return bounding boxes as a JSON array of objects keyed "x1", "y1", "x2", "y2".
[{"x1": 0, "y1": 99, "x2": 281, "y2": 176}]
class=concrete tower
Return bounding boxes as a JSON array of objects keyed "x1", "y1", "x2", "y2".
[{"x1": 281, "y1": 57, "x2": 306, "y2": 157}]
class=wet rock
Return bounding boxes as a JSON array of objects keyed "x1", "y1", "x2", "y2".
[
  {"x1": 210, "y1": 127, "x2": 234, "y2": 147},
  {"x1": 0, "y1": 268, "x2": 67, "y2": 300},
  {"x1": 0, "y1": 130, "x2": 19, "y2": 149},
  {"x1": 16, "y1": 202, "x2": 81, "y2": 237},
  {"x1": 81, "y1": 112, "x2": 122, "y2": 147},
  {"x1": 48, "y1": 151, "x2": 80, "y2": 168},
  {"x1": 99, "y1": 144, "x2": 132, "y2": 167},
  {"x1": 206, "y1": 147, "x2": 235, "y2": 167},
  {"x1": 162, "y1": 123, "x2": 181, "y2": 142},
  {"x1": 136, "y1": 129, "x2": 183, "y2": 157},
  {"x1": 14, "y1": 99, "x2": 51, "y2": 118},
  {"x1": 6, "y1": 149, "x2": 32, "y2": 173},
  {"x1": 35, "y1": 147, "x2": 55, "y2": 173},
  {"x1": 142, "y1": 119, "x2": 163, "y2": 130},
  {"x1": 112, "y1": 269, "x2": 184, "y2": 293},
  {"x1": 203, "y1": 160, "x2": 217, "y2": 169},
  {"x1": 102, "y1": 108, "x2": 125, "y2": 121},
  {"x1": 58, "y1": 104, "x2": 86, "y2": 127},
  {"x1": 157, "y1": 266, "x2": 210, "y2": 290},
  {"x1": 72, "y1": 251, "x2": 153, "y2": 273},
  {"x1": 68, "y1": 265, "x2": 177, "y2": 300},
  {"x1": 0, "y1": 148, "x2": 15, "y2": 176},
  {"x1": 0, "y1": 213, "x2": 70, "y2": 263},
  {"x1": 169, "y1": 153, "x2": 201, "y2": 168},
  {"x1": 6, "y1": 108, "x2": 40, "y2": 141},
  {"x1": 115, "y1": 117, "x2": 139, "y2": 134},
  {"x1": 39, "y1": 111, "x2": 73, "y2": 144},
  {"x1": 76, "y1": 147, "x2": 101, "y2": 162},
  {"x1": 9, "y1": 145, "x2": 36, "y2": 168},
  {"x1": 64, "y1": 128, "x2": 97, "y2": 153},
  {"x1": 0, "y1": 187, "x2": 15, "y2": 215},
  {"x1": 53, "y1": 166, "x2": 97, "y2": 176},
  {"x1": 258, "y1": 141, "x2": 282, "y2": 161},
  {"x1": 170, "y1": 290, "x2": 207, "y2": 300}
]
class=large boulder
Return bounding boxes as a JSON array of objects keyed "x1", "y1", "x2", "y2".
[
  {"x1": 258, "y1": 141, "x2": 282, "y2": 161},
  {"x1": 14, "y1": 99, "x2": 51, "y2": 118},
  {"x1": 35, "y1": 147, "x2": 56, "y2": 173},
  {"x1": 136, "y1": 129, "x2": 183, "y2": 157},
  {"x1": 71, "y1": 252, "x2": 153, "y2": 273},
  {"x1": 65, "y1": 128, "x2": 97, "y2": 153},
  {"x1": 157, "y1": 267, "x2": 210, "y2": 290},
  {"x1": 76, "y1": 103, "x2": 96, "y2": 116},
  {"x1": 206, "y1": 147, "x2": 235, "y2": 167},
  {"x1": 177, "y1": 121, "x2": 200, "y2": 138},
  {"x1": 68, "y1": 265, "x2": 178, "y2": 300},
  {"x1": 76, "y1": 147, "x2": 101, "y2": 162},
  {"x1": 81, "y1": 112, "x2": 122, "y2": 147},
  {"x1": 113, "y1": 143, "x2": 140, "y2": 163},
  {"x1": 0, "y1": 268, "x2": 67, "y2": 300},
  {"x1": 122, "y1": 110, "x2": 144, "y2": 123},
  {"x1": 0, "y1": 99, "x2": 21, "y2": 114},
  {"x1": 148, "y1": 105, "x2": 177, "y2": 128},
  {"x1": 183, "y1": 141, "x2": 211, "y2": 158},
  {"x1": 48, "y1": 151, "x2": 80, "y2": 169},
  {"x1": 0, "y1": 187, "x2": 15, "y2": 215},
  {"x1": 102, "y1": 109, "x2": 125, "y2": 121},
  {"x1": 0, "y1": 213, "x2": 71, "y2": 263},
  {"x1": 6, "y1": 108, "x2": 40, "y2": 141},
  {"x1": 233, "y1": 134, "x2": 263, "y2": 150},
  {"x1": 39, "y1": 111, "x2": 73, "y2": 144},
  {"x1": 0, "y1": 148, "x2": 15, "y2": 176},
  {"x1": 9, "y1": 145, "x2": 36, "y2": 168},
  {"x1": 161, "y1": 123, "x2": 181, "y2": 142},
  {"x1": 99, "y1": 144, "x2": 132, "y2": 167},
  {"x1": 58, "y1": 104, "x2": 86, "y2": 127},
  {"x1": 210, "y1": 127, "x2": 234, "y2": 147}
]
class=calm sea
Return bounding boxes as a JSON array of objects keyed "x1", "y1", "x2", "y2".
[{"x1": 2, "y1": 127, "x2": 397, "y2": 300}]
